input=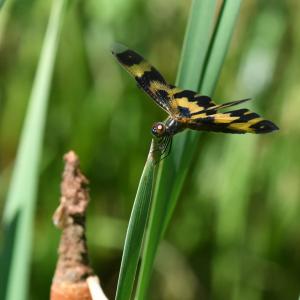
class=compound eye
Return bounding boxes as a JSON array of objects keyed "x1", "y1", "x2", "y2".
[{"x1": 152, "y1": 122, "x2": 166, "y2": 137}]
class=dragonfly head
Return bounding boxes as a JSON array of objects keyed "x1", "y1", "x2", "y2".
[{"x1": 151, "y1": 122, "x2": 167, "y2": 138}]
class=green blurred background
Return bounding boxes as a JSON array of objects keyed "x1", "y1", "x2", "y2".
[{"x1": 0, "y1": 0, "x2": 299, "y2": 299}]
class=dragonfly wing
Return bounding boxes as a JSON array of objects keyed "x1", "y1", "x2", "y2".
[
  {"x1": 112, "y1": 44, "x2": 278, "y2": 134},
  {"x1": 170, "y1": 89, "x2": 217, "y2": 119},
  {"x1": 193, "y1": 98, "x2": 251, "y2": 115},
  {"x1": 112, "y1": 43, "x2": 177, "y2": 115},
  {"x1": 187, "y1": 108, "x2": 279, "y2": 134}
]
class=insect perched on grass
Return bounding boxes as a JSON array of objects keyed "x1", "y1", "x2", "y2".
[{"x1": 112, "y1": 43, "x2": 278, "y2": 158}]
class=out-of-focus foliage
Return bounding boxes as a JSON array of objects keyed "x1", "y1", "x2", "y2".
[
  {"x1": 1, "y1": 0, "x2": 67, "y2": 299},
  {"x1": 0, "y1": 0, "x2": 299, "y2": 299}
]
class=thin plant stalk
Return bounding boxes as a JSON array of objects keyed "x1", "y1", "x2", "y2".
[
  {"x1": 115, "y1": 0, "x2": 218, "y2": 298},
  {"x1": 0, "y1": 0, "x2": 68, "y2": 299},
  {"x1": 135, "y1": 0, "x2": 243, "y2": 298},
  {"x1": 114, "y1": 141, "x2": 159, "y2": 300}
]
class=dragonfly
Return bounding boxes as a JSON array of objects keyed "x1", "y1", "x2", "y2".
[{"x1": 112, "y1": 43, "x2": 278, "y2": 158}]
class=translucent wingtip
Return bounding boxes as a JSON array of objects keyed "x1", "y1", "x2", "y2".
[{"x1": 111, "y1": 42, "x2": 128, "y2": 55}]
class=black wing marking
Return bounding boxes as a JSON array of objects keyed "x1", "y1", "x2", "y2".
[
  {"x1": 112, "y1": 43, "x2": 177, "y2": 115},
  {"x1": 187, "y1": 108, "x2": 279, "y2": 134}
]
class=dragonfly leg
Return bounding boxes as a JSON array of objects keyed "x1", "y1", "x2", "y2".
[
  {"x1": 159, "y1": 136, "x2": 173, "y2": 161},
  {"x1": 150, "y1": 136, "x2": 173, "y2": 163}
]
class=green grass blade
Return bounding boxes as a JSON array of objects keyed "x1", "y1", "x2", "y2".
[
  {"x1": 176, "y1": 0, "x2": 218, "y2": 90},
  {"x1": 115, "y1": 144, "x2": 158, "y2": 300},
  {"x1": 0, "y1": 0, "x2": 12, "y2": 42},
  {"x1": 135, "y1": 0, "x2": 243, "y2": 298},
  {"x1": 0, "y1": 0, "x2": 6, "y2": 9},
  {"x1": 200, "y1": 0, "x2": 243, "y2": 95},
  {"x1": 0, "y1": 0, "x2": 68, "y2": 299}
]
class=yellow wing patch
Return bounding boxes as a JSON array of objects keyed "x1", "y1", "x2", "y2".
[
  {"x1": 168, "y1": 89, "x2": 217, "y2": 119},
  {"x1": 127, "y1": 61, "x2": 152, "y2": 78}
]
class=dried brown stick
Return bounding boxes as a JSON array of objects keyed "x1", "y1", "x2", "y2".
[{"x1": 51, "y1": 151, "x2": 95, "y2": 300}]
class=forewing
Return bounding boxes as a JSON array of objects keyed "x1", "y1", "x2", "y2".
[
  {"x1": 187, "y1": 108, "x2": 279, "y2": 134},
  {"x1": 169, "y1": 89, "x2": 217, "y2": 119},
  {"x1": 112, "y1": 43, "x2": 176, "y2": 115}
]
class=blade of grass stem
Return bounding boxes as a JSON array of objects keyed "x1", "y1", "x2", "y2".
[
  {"x1": 116, "y1": 0, "x2": 217, "y2": 295},
  {"x1": 200, "y1": 0, "x2": 243, "y2": 95},
  {"x1": 0, "y1": 1, "x2": 68, "y2": 299},
  {"x1": 115, "y1": 143, "x2": 159, "y2": 300},
  {"x1": 176, "y1": 0, "x2": 218, "y2": 90},
  {"x1": 0, "y1": 0, "x2": 6, "y2": 9},
  {"x1": 135, "y1": 0, "x2": 243, "y2": 298},
  {"x1": 0, "y1": 0, "x2": 13, "y2": 43}
]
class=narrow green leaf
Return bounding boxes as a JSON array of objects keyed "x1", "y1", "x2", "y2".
[
  {"x1": 0, "y1": 1, "x2": 68, "y2": 299},
  {"x1": 176, "y1": 0, "x2": 218, "y2": 90},
  {"x1": 135, "y1": 0, "x2": 243, "y2": 298},
  {"x1": 115, "y1": 143, "x2": 159, "y2": 300},
  {"x1": 0, "y1": 0, "x2": 13, "y2": 42},
  {"x1": 200, "y1": 0, "x2": 243, "y2": 95},
  {"x1": 0, "y1": 0, "x2": 5, "y2": 10}
]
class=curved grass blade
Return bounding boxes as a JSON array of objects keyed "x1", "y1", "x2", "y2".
[
  {"x1": 0, "y1": 0, "x2": 5, "y2": 9},
  {"x1": 0, "y1": 0, "x2": 13, "y2": 43},
  {"x1": 200, "y1": 0, "x2": 243, "y2": 95},
  {"x1": 135, "y1": 0, "x2": 243, "y2": 298},
  {"x1": 0, "y1": 0, "x2": 68, "y2": 299},
  {"x1": 176, "y1": 0, "x2": 218, "y2": 90},
  {"x1": 114, "y1": 142, "x2": 159, "y2": 300}
]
